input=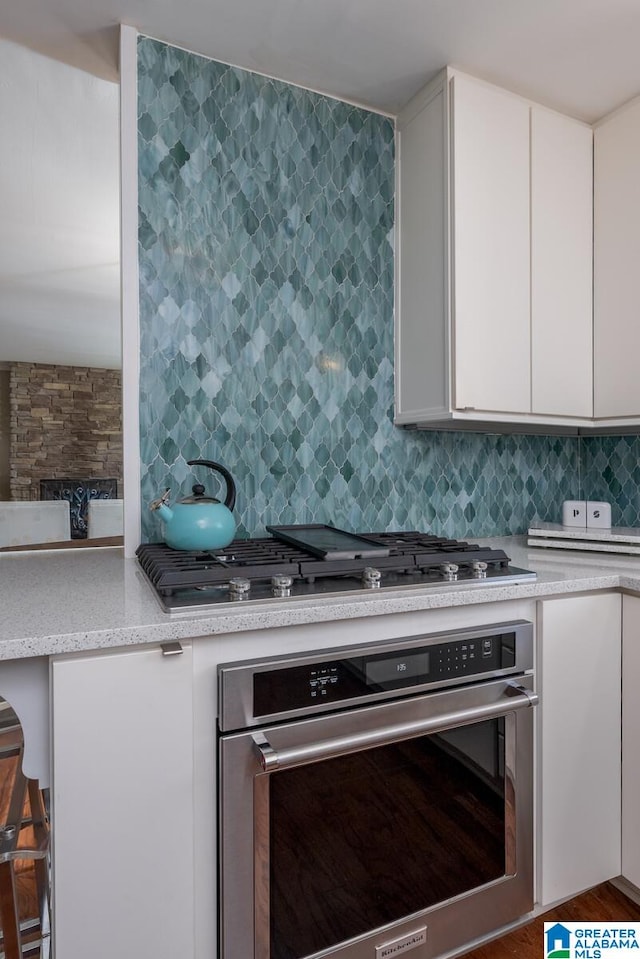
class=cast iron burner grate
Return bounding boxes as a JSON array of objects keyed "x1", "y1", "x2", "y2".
[{"x1": 136, "y1": 531, "x2": 512, "y2": 596}]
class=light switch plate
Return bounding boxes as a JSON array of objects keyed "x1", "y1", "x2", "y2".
[
  {"x1": 586, "y1": 501, "x2": 612, "y2": 528},
  {"x1": 562, "y1": 500, "x2": 587, "y2": 527}
]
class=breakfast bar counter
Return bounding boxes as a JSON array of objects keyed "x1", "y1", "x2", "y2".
[{"x1": 3, "y1": 536, "x2": 640, "y2": 660}]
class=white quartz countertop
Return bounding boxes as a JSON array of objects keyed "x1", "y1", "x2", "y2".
[{"x1": 3, "y1": 536, "x2": 640, "y2": 660}]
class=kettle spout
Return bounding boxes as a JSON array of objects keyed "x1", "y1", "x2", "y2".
[{"x1": 149, "y1": 489, "x2": 173, "y2": 523}]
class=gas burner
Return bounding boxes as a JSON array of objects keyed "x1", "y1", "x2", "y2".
[{"x1": 136, "y1": 531, "x2": 536, "y2": 613}]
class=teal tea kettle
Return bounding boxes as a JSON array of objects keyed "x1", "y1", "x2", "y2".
[{"x1": 150, "y1": 459, "x2": 237, "y2": 551}]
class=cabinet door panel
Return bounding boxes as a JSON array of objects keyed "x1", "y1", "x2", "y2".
[
  {"x1": 594, "y1": 98, "x2": 640, "y2": 418},
  {"x1": 452, "y1": 75, "x2": 531, "y2": 414},
  {"x1": 51, "y1": 644, "x2": 194, "y2": 959},
  {"x1": 531, "y1": 109, "x2": 593, "y2": 417},
  {"x1": 623, "y1": 595, "x2": 640, "y2": 888},
  {"x1": 538, "y1": 594, "x2": 621, "y2": 907}
]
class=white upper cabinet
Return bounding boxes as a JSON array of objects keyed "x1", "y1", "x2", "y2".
[
  {"x1": 395, "y1": 82, "x2": 448, "y2": 420},
  {"x1": 452, "y1": 75, "x2": 531, "y2": 415},
  {"x1": 396, "y1": 69, "x2": 594, "y2": 432},
  {"x1": 531, "y1": 107, "x2": 593, "y2": 418},
  {"x1": 594, "y1": 97, "x2": 640, "y2": 420}
]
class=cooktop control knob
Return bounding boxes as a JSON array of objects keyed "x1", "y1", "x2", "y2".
[
  {"x1": 472, "y1": 561, "x2": 488, "y2": 578},
  {"x1": 440, "y1": 563, "x2": 459, "y2": 581},
  {"x1": 362, "y1": 567, "x2": 382, "y2": 589},
  {"x1": 271, "y1": 575, "x2": 293, "y2": 597},
  {"x1": 229, "y1": 577, "x2": 251, "y2": 601}
]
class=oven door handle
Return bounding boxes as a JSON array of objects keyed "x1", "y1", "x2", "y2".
[{"x1": 252, "y1": 681, "x2": 538, "y2": 772}]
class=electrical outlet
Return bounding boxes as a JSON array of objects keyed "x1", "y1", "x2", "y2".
[
  {"x1": 562, "y1": 500, "x2": 587, "y2": 527},
  {"x1": 586, "y1": 501, "x2": 612, "y2": 528}
]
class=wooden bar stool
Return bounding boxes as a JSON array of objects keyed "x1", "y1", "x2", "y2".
[{"x1": 0, "y1": 702, "x2": 50, "y2": 959}]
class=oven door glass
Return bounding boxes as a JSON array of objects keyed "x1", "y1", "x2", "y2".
[{"x1": 265, "y1": 718, "x2": 508, "y2": 959}]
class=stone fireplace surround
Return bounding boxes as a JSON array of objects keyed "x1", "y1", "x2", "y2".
[{"x1": 8, "y1": 362, "x2": 122, "y2": 503}]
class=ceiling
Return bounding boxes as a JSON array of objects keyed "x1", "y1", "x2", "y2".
[
  {"x1": 3, "y1": 0, "x2": 640, "y2": 121},
  {"x1": 2, "y1": 0, "x2": 640, "y2": 371}
]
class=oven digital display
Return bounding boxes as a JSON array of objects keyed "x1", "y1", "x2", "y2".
[
  {"x1": 252, "y1": 630, "x2": 518, "y2": 717},
  {"x1": 365, "y1": 652, "x2": 430, "y2": 688}
]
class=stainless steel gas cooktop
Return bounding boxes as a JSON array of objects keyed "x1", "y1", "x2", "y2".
[{"x1": 136, "y1": 528, "x2": 537, "y2": 613}]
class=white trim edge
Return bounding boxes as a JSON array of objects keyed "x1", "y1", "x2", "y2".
[{"x1": 120, "y1": 25, "x2": 141, "y2": 558}]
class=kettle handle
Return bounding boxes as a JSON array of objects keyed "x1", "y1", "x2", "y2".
[{"x1": 187, "y1": 460, "x2": 236, "y2": 512}]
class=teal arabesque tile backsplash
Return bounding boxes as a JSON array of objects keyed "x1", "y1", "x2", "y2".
[{"x1": 137, "y1": 36, "x2": 638, "y2": 543}]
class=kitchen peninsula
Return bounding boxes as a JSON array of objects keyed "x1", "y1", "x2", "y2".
[
  {"x1": 2, "y1": 537, "x2": 640, "y2": 959},
  {"x1": 2, "y1": 536, "x2": 636, "y2": 657}
]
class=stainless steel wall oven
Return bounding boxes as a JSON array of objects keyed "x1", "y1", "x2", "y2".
[{"x1": 218, "y1": 620, "x2": 537, "y2": 959}]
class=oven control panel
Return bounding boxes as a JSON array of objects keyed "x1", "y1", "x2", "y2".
[{"x1": 252, "y1": 628, "x2": 518, "y2": 718}]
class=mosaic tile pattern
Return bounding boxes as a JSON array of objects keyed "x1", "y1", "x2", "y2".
[
  {"x1": 137, "y1": 37, "x2": 581, "y2": 543},
  {"x1": 581, "y1": 436, "x2": 640, "y2": 527}
]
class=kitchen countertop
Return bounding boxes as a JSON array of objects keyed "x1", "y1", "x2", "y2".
[{"x1": 3, "y1": 535, "x2": 640, "y2": 661}]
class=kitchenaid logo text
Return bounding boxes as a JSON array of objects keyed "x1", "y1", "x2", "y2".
[
  {"x1": 545, "y1": 922, "x2": 640, "y2": 958},
  {"x1": 375, "y1": 927, "x2": 427, "y2": 958}
]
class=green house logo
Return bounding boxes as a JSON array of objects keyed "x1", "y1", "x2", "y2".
[{"x1": 546, "y1": 923, "x2": 571, "y2": 958}]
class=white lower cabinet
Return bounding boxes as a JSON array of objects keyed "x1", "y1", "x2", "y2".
[
  {"x1": 42, "y1": 591, "x2": 633, "y2": 954},
  {"x1": 537, "y1": 593, "x2": 621, "y2": 907},
  {"x1": 622, "y1": 595, "x2": 640, "y2": 889},
  {"x1": 50, "y1": 643, "x2": 194, "y2": 959}
]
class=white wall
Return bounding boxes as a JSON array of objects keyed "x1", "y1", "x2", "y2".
[{"x1": 0, "y1": 39, "x2": 121, "y2": 369}]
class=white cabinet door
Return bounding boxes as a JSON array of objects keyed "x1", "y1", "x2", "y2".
[
  {"x1": 51, "y1": 643, "x2": 194, "y2": 959},
  {"x1": 622, "y1": 595, "x2": 640, "y2": 889},
  {"x1": 531, "y1": 108, "x2": 593, "y2": 417},
  {"x1": 594, "y1": 97, "x2": 640, "y2": 419},
  {"x1": 538, "y1": 593, "x2": 621, "y2": 907},
  {"x1": 452, "y1": 74, "x2": 531, "y2": 415}
]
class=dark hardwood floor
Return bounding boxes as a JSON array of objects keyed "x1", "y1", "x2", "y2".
[{"x1": 459, "y1": 882, "x2": 640, "y2": 959}]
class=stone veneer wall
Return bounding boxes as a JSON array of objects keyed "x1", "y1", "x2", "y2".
[
  {"x1": 0, "y1": 370, "x2": 9, "y2": 500},
  {"x1": 9, "y1": 362, "x2": 122, "y2": 501}
]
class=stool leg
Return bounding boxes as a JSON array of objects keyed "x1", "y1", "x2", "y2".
[
  {"x1": 27, "y1": 779, "x2": 50, "y2": 943},
  {"x1": 0, "y1": 859, "x2": 21, "y2": 959}
]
